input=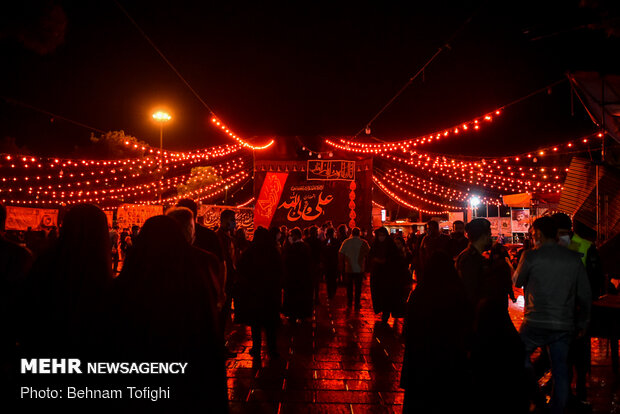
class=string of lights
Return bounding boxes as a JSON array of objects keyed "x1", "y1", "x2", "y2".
[
  {"x1": 334, "y1": 110, "x2": 500, "y2": 153},
  {"x1": 384, "y1": 168, "x2": 502, "y2": 205},
  {"x1": 1, "y1": 154, "x2": 249, "y2": 192},
  {"x1": 235, "y1": 197, "x2": 255, "y2": 208},
  {"x1": 378, "y1": 153, "x2": 562, "y2": 193},
  {"x1": 372, "y1": 200, "x2": 385, "y2": 210},
  {"x1": 2, "y1": 169, "x2": 250, "y2": 207},
  {"x1": 15, "y1": 158, "x2": 248, "y2": 200},
  {"x1": 148, "y1": 170, "x2": 251, "y2": 205},
  {"x1": 376, "y1": 172, "x2": 466, "y2": 210},
  {"x1": 372, "y1": 175, "x2": 456, "y2": 215},
  {"x1": 2, "y1": 156, "x2": 250, "y2": 206}
]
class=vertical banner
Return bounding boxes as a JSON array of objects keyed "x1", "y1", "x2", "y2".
[
  {"x1": 254, "y1": 172, "x2": 288, "y2": 230},
  {"x1": 253, "y1": 159, "x2": 372, "y2": 231}
]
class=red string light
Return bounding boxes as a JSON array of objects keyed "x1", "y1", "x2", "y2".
[
  {"x1": 210, "y1": 117, "x2": 274, "y2": 150},
  {"x1": 373, "y1": 175, "x2": 455, "y2": 215}
]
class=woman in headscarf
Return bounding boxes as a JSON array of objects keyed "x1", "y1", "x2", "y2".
[
  {"x1": 282, "y1": 227, "x2": 313, "y2": 322},
  {"x1": 22, "y1": 203, "x2": 113, "y2": 357},
  {"x1": 401, "y1": 250, "x2": 471, "y2": 413},
  {"x1": 19, "y1": 204, "x2": 113, "y2": 409},
  {"x1": 236, "y1": 226, "x2": 283, "y2": 360},
  {"x1": 369, "y1": 227, "x2": 409, "y2": 324},
  {"x1": 112, "y1": 215, "x2": 227, "y2": 412}
]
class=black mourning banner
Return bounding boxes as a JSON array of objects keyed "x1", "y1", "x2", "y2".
[{"x1": 253, "y1": 159, "x2": 372, "y2": 230}]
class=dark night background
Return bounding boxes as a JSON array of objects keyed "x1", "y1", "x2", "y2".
[{"x1": 0, "y1": 0, "x2": 618, "y2": 158}]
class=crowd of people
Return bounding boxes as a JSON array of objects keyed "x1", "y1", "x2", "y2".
[{"x1": 0, "y1": 200, "x2": 606, "y2": 412}]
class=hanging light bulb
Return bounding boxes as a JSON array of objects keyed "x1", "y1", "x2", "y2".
[{"x1": 365, "y1": 125, "x2": 371, "y2": 135}]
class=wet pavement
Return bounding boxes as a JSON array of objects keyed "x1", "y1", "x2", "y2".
[{"x1": 224, "y1": 278, "x2": 620, "y2": 413}]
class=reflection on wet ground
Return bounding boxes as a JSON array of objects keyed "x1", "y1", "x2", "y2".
[{"x1": 225, "y1": 280, "x2": 620, "y2": 413}]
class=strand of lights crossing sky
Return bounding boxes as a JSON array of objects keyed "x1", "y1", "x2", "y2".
[
  {"x1": 3, "y1": 169, "x2": 250, "y2": 207},
  {"x1": 376, "y1": 173, "x2": 467, "y2": 210},
  {"x1": 7, "y1": 158, "x2": 248, "y2": 201},
  {"x1": 372, "y1": 175, "x2": 456, "y2": 215},
  {"x1": 383, "y1": 168, "x2": 502, "y2": 205},
  {"x1": 0, "y1": 154, "x2": 249, "y2": 192}
]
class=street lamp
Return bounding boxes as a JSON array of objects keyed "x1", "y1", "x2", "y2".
[
  {"x1": 469, "y1": 196, "x2": 480, "y2": 219},
  {"x1": 152, "y1": 111, "x2": 171, "y2": 202}
]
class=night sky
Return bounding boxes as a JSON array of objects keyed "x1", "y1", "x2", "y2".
[{"x1": 1, "y1": 1, "x2": 618, "y2": 157}]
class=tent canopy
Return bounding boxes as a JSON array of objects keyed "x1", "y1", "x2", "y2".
[{"x1": 569, "y1": 71, "x2": 620, "y2": 144}]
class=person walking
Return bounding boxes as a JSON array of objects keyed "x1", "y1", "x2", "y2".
[
  {"x1": 112, "y1": 215, "x2": 227, "y2": 411},
  {"x1": 513, "y1": 216, "x2": 591, "y2": 414},
  {"x1": 418, "y1": 220, "x2": 450, "y2": 283},
  {"x1": 401, "y1": 250, "x2": 470, "y2": 413},
  {"x1": 236, "y1": 227, "x2": 283, "y2": 360},
  {"x1": 282, "y1": 228, "x2": 314, "y2": 322},
  {"x1": 339, "y1": 227, "x2": 370, "y2": 310},
  {"x1": 368, "y1": 227, "x2": 405, "y2": 324},
  {"x1": 456, "y1": 218, "x2": 493, "y2": 310},
  {"x1": 448, "y1": 220, "x2": 469, "y2": 260},
  {"x1": 322, "y1": 227, "x2": 341, "y2": 300}
]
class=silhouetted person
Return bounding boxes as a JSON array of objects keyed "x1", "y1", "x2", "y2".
[
  {"x1": 339, "y1": 227, "x2": 370, "y2": 310},
  {"x1": 418, "y1": 220, "x2": 450, "y2": 282},
  {"x1": 516, "y1": 238, "x2": 532, "y2": 264},
  {"x1": 553, "y1": 212, "x2": 604, "y2": 405},
  {"x1": 282, "y1": 228, "x2": 313, "y2": 321},
  {"x1": 394, "y1": 236, "x2": 414, "y2": 315},
  {"x1": 176, "y1": 198, "x2": 223, "y2": 261},
  {"x1": 216, "y1": 209, "x2": 238, "y2": 358},
  {"x1": 322, "y1": 227, "x2": 341, "y2": 300},
  {"x1": 119, "y1": 227, "x2": 130, "y2": 261},
  {"x1": 448, "y1": 220, "x2": 469, "y2": 260},
  {"x1": 1, "y1": 202, "x2": 33, "y2": 401},
  {"x1": 19, "y1": 204, "x2": 113, "y2": 407},
  {"x1": 488, "y1": 242, "x2": 517, "y2": 308},
  {"x1": 456, "y1": 218, "x2": 493, "y2": 310},
  {"x1": 269, "y1": 226, "x2": 283, "y2": 254},
  {"x1": 166, "y1": 207, "x2": 225, "y2": 312},
  {"x1": 112, "y1": 215, "x2": 227, "y2": 411},
  {"x1": 306, "y1": 225, "x2": 323, "y2": 304},
  {"x1": 110, "y1": 224, "x2": 120, "y2": 273},
  {"x1": 401, "y1": 251, "x2": 470, "y2": 413},
  {"x1": 513, "y1": 216, "x2": 591, "y2": 414},
  {"x1": 471, "y1": 299, "x2": 528, "y2": 413},
  {"x1": 369, "y1": 227, "x2": 407, "y2": 324},
  {"x1": 233, "y1": 228, "x2": 250, "y2": 264},
  {"x1": 236, "y1": 227, "x2": 283, "y2": 360},
  {"x1": 22, "y1": 203, "x2": 112, "y2": 353}
]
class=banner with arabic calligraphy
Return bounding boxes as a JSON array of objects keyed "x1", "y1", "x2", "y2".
[
  {"x1": 198, "y1": 205, "x2": 254, "y2": 236},
  {"x1": 307, "y1": 160, "x2": 355, "y2": 181},
  {"x1": 254, "y1": 159, "x2": 372, "y2": 230}
]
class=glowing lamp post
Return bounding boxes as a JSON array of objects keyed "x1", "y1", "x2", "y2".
[
  {"x1": 469, "y1": 195, "x2": 481, "y2": 219},
  {"x1": 152, "y1": 111, "x2": 171, "y2": 202}
]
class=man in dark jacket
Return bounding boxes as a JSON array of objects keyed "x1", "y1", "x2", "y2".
[
  {"x1": 513, "y1": 217, "x2": 591, "y2": 414},
  {"x1": 553, "y1": 213, "x2": 603, "y2": 404},
  {"x1": 455, "y1": 218, "x2": 492, "y2": 309},
  {"x1": 1, "y1": 203, "x2": 34, "y2": 401},
  {"x1": 448, "y1": 220, "x2": 469, "y2": 260}
]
